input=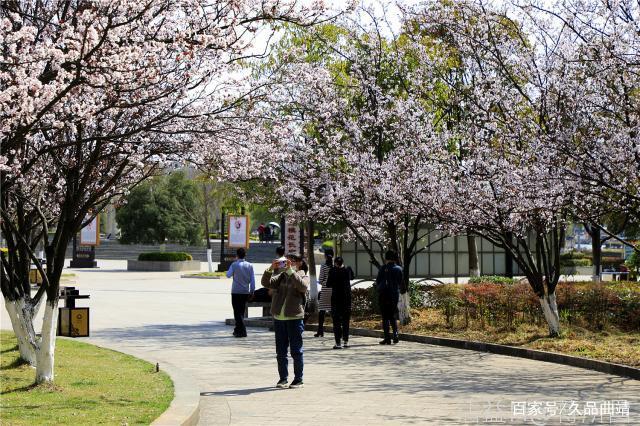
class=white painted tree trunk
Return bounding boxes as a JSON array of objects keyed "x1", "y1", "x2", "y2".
[
  {"x1": 539, "y1": 293, "x2": 560, "y2": 336},
  {"x1": 35, "y1": 300, "x2": 59, "y2": 384},
  {"x1": 206, "y1": 248, "x2": 213, "y2": 272},
  {"x1": 398, "y1": 292, "x2": 411, "y2": 325},
  {"x1": 4, "y1": 298, "x2": 37, "y2": 365}
]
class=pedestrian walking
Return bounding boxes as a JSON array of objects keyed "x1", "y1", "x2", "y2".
[
  {"x1": 315, "y1": 248, "x2": 334, "y2": 337},
  {"x1": 375, "y1": 250, "x2": 402, "y2": 345},
  {"x1": 226, "y1": 248, "x2": 255, "y2": 338},
  {"x1": 264, "y1": 225, "x2": 272, "y2": 243},
  {"x1": 328, "y1": 256, "x2": 352, "y2": 349},
  {"x1": 262, "y1": 252, "x2": 309, "y2": 389},
  {"x1": 258, "y1": 223, "x2": 265, "y2": 242}
]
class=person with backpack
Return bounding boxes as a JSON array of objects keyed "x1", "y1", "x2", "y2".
[
  {"x1": 261, "y1": 252, "x2": 309, "y2": 389},
  {"x1": 375, "y1": 250, "x2": 402, "y2": 345},
  {"x1": 328, "y1": 256, "x2": 352, "y2": 349}
]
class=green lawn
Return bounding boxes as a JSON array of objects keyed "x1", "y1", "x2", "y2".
[{"x1": 0, "y1": 331, "x2": 173, "y2": 425}]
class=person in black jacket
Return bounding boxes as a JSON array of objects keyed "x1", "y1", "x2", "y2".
[
  {"x1": 328, "y1": 256, "x2": 353, "y2": 349},
  {"x1": 375, "y1": 250, "x2": 402, "y2": 345}
]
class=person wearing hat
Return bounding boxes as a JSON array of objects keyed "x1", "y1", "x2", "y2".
[{"x1": 261, "y1": 252, "x2": 309, "y2": 389}]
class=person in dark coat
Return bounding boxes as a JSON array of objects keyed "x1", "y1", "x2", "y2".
[
  {"x1": 328, "y1": 256, "x2": 352, "y2": 349},
  {"x1": 375, "y1": 250, "x2": 402, "y2": 344}
]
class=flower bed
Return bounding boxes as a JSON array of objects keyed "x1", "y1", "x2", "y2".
[{"x1": 349, "y1": 278, "x2": 640, "y2": 366}]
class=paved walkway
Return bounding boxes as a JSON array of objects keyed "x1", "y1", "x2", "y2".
[{"x1": 2, "y1": 260, "x2": 639, "y2": 425}]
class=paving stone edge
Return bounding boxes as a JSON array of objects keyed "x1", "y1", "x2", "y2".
[
  {"x1": 76, "y1": 339, "x2": 200, "y2": 426},
  {"x1": 231, "y1": 318, "x2": 640, "y2": 381}
]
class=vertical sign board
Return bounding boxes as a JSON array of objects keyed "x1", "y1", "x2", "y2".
[
  {"x1": 80, "y1": 216, "x2": 100, "y2": 246},
  {"x1": 71, "y1": 215, "x2": 99, "y2": 267},
  {"x1": 228, "y1": 215, "x2": 250, "y2": 248},
  {"x1": 284, "y1": 220, "x2": 302, "y2": 256}
]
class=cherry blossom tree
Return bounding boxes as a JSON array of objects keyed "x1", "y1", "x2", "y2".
[
  {"x1": 520, "y1": 1, "x2": 640, "y2": 250},
  {"x1": 405, "y1": 0, "x2": 590, "y2": 336},
  {"x1": 208, "y1": 8, "x2": 458, "y2": 324},
  {"x1": 0, "y1": 0, "x2": 325, "y2": 383}
]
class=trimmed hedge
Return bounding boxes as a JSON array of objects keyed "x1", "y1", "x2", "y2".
[
  {"x1": 137, "y1": 252, "x2": 193, "y2": 262},
  {"x1": 561, "y1": 258, "x2": 592, "y2": 267},
  {"x1": 602, "y1": 256, "x2": 625, "y2": 267},
  {"x1": 560, "y1": 250, "x2": 590, "y2": 260}
]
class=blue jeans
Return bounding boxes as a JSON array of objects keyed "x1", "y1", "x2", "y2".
[{"x1": 273, "y1": 319, "x2": 304, "y2": 381}]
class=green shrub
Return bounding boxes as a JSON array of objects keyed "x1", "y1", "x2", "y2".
[
  {"x1": 468, "y1": 275, "x2": 516, "y2": 285},
  {"x1": 137, "y1": 252, "x2": 193, "y2": 262},
  {"x1": 560, "y1": 250, "x2": 591, "y2": 260},
  {"x1": 602, "y1": 250, "x2": 624, "y2": 258},
  {"x1": 321, "y1": 240, "x2": 334, "y2": 252},
  {"x1": 561, "y1": 258, "x2": 592, "y2": 267},
  {"x1": 626, "y1": 249, "x2": 639, "y2": 280},
  {"x1": 602, "y1": 256, "x2": 624, "y2": 267},
  {"x1": 351, "y1": 287, "x2": 378, "y2": 316},
  {"x1": 352, "y1": 281, "x2": 437, "y2": 315},
  {"x1": 408, "y1": 281, "x2": 432, "y2": 309},
  {"x1": 431, "y1": 285, "x2": 462, "y2": 326},
  {"x1": 626, "y1": 250, "x2": 639, "y2": 269}
]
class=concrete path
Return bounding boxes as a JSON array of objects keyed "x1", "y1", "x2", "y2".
[{"x1": 2, "y1": 260, "x2": 639, "y2": 425}]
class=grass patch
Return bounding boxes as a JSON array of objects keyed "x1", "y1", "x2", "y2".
[
  {"x1": 182, "y1": 271, "x2": 226, "y2": 278},
  {"x1": 0, "y1": 331, "x2": 173, "y2": 425},
  {"x1": 349, "y1": 309, "x2": 640, "y2": 367}
]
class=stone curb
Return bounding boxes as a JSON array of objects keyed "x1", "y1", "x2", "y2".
[
  {"x1": 77, "y1": 339, "x2": 200, "y2": 426},
  {"x1": 180, "y1": 274, "x2": 223, "y2": 279},
  {"x1": 230, "y1": 318, "x2": 640, "y2": 381},
  {"x1": 150, "y1": 359, "x2": 200, "y2": 426}
]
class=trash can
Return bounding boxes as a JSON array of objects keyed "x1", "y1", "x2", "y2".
[{"x1": 57, "y1": 286, "x2": 90, "y2": 337}]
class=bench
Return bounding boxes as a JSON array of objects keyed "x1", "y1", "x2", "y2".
[{"x1": 244, "y1": 301, "x2": 271, "y2": 318}]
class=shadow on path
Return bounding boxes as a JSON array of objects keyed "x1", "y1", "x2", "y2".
[
  {"x1": 201, "y1": 387, "x2": 281, "y2": 397},
  {"x1": 88, "y1": 321, "x2": 640, "y2": 403}
]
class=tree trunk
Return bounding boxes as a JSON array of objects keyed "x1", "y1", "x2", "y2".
[
  {"x1": 539, "y1": 292, "x2": 560, "y2": 337},
  {"x1": 398, "y1": 292, "x2": 411, "y2": 326},
  {"x1": 35, "y1": 299, "x2": 59, "y2": 384},
  {"x1": 467, "y1": 234, "x2": 480, "y2": 277},
  {"x1": 4, "y1": 297, "x2": 38, "y2": 365},
  {"x1": 398, "y1": 249, "x2": 412, "y2": 325},
  {"x1": 202, "y1": 183, "x2": 213, "y2": 272},
  {"x1": 306, "y1": 220, "x2": 318, "y2": 306},
  {"x1": 591, "y1": 226, "x2": 602, "y2": 282}
]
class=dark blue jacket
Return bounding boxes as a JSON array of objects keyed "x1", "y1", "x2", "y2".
[
  {"x1": 375, "y1": 263, "x2": 402, "y2": 305},
  {"x1": 328, "y1": 265, "x2": 352, "y2": 312}
]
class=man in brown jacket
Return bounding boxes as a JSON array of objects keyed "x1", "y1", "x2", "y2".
[{"x1": 261, "y1": 253, "x2": 309, "y2": 389}]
